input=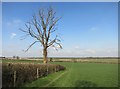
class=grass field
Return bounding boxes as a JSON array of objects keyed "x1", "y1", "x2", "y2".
[{"x1": 23, "y1": 61, "x2": 118, "y2": 87}]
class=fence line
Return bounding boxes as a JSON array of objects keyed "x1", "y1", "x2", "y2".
[{"x1": 3, "y1": 63, "x2": 65, "y2": 87}]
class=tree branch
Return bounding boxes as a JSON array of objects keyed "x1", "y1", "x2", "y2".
[
  {"x1": 24, "y1": 41, "x2": 39, "y2": 52},
  {"x1": 20, "y1": 34, "x2": 30, "y2": 40},
  {"x1": 47, "y1": 35, "x2": 57, "y2": 47},
  {"x1": 32, "y1": 15, "x2": 42, "y2": 36},
  {"x1": 20, "y1": 7, "x2": 62, "y2": 54}
]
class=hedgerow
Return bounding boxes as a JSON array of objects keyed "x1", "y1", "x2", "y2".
[{"x1": 2, "y1": 62, "x2": 65, "y2": 87}]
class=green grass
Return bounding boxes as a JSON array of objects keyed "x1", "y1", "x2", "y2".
[{"x1": 24, "y1": 62, "x2": 118, "y2": 87}]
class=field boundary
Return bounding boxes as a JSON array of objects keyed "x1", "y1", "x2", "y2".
[
  {"x1": 2, "y1": 62, "x2": 66, "y2": 87},
  {"x1": 44, "y1": 71, "x2": 68, "y2": 87}
]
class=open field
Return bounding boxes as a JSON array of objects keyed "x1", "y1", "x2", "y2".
[
  {"x1": 2, "y1": 58, "x2": 119, "y2": 87},
  {"x1": 2, "y1": 58, "x2": 119, "y2": 64},
  {"x1": 24, "y1": 62, "x2": 118, "y2": 87}
]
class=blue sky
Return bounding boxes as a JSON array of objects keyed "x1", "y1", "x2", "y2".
[
  {"x1": 2, "y1": 2, "x2": 118, "y2": 57},
  {"x1": 0, "y1": 2, "x2": 1, "y2": 57}
]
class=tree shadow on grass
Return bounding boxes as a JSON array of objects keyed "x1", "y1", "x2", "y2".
[{"x1": 74, "y1": 80, "x2": 98, "y2": 88}]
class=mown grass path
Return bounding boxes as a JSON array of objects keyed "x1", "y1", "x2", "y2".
[
  {"x1": 24, "y1": 62, "x2": 118, "y2": 87},
  {"x1": 44, "y1": 71, "x2": 68, "y2": 87}
]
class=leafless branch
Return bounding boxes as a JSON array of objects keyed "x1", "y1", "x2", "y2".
[
  {"x1": 24, "y1": 41, "x2": 39, "y2": 52},
  {"x1": 19, "y1": 28, "x2": 29, "y2": 33},
  {"x1": 20, "y1": 34, "x2": 30, "y2": 40},
  {"x1": 20, "y1": 7, "x2": 62, "y2": 56},
  {"x1": 52, "y1": 45, "x2": 58, "y2": 51}
]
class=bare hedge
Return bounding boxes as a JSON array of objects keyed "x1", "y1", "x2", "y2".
[{"x1": 2, "y1": 62, "x2": 66, "y2": 87}]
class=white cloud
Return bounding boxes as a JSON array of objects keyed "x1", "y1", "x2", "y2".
[
  {"x1": 75, "y1": 46, "x2": 80, "y2": 49},
  {"x1": 2, "y1": 42, "x2": 118, "y2": 57},
  {"x1": 57, "y1": 45, "x2": 62, "y2": 48},
  {"x1": 3, "y1": 47, "x2": 118, "y2": 57},
  {"x1": 11, "y1": 33, "x2": 17, "y2": 39},
  {"x1": 85, "y1": 49, "x2": 96, "y2": 54}
]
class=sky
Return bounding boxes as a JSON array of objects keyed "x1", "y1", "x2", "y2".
[
  {"x1": 0, "y1": 2, "x2": 2, "y2": 57},
  {"x1": 2, "y1": 2, "x2": 118, "y2": 57}
]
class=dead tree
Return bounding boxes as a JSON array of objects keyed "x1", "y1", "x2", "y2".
[{"x1": 20, "y1": 7, "x2": 62, "y2": 63}]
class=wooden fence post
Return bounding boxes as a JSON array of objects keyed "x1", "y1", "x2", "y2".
[
  {"x1": 55, "y1": 66, "x2": 56, "y2": 72},
  {"x1": 13, "y1": 71, "x2": 16, "y2": 87},
  {"x1": 47, "y1": 65, "x2": 48, "y2": 75},
  {"x1": 37, "y1": 68, "x2": 39, "y2": 79}
]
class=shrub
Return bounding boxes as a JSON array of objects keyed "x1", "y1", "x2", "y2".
[{"x1": 2, "y1": 62, "x2": 65, "y2": 87}]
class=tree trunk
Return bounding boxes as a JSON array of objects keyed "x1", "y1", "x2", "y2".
[{"x1": 43, "y1": 48, "x2": 48, "y2": 63}]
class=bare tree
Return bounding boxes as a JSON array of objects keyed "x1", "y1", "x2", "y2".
[{"x1": 20, "y1": 7, "x2": 62, "y2": 63}]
